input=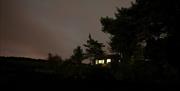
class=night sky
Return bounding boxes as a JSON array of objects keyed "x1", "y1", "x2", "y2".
[{"x1": 0, "y1": 0, "x2": 133, "y2": 59}]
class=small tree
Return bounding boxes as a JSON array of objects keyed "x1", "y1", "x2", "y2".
[
  {"x1": 84, "y1": 34, "x2": 105, "y2": 65},
  {"x1": 71, "y1": 46, "x2": 84, "y2": 64},
  {"x1": 47, "y1": 53, "x2": 62, "y2": 64}
]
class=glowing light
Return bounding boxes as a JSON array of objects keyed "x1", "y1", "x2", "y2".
[
  {"x1": 107, "y1": 59, "x2": 111, "y2": 63},
  {"x1": 119, "y1": 60, "x2": 121, "y2": 62},
  {"x1": 98, "y1": 60, "x2": 104, "y2": 64},
  {"x1": 95, "y1": 60, "x2": 98, "y2": 64}
]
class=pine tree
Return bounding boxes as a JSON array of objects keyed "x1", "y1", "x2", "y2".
[
  {"x1": 84, "y1": 34, "x2": 105, "y2": 65},
  {"x1": 71, "y1": 46, "x2": 84, "y2": 64}
]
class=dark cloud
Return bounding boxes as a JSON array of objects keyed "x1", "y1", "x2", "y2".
[{"x1": 0, "y1": 0, "x2": 133, "y2": 59}]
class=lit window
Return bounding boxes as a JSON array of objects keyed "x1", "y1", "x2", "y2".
[
  {"x1": 95, "y1": 60, "x2": 99, "y2": 64},
  {"x1": 160, "y1": 33, "x2": 168, "y2": 39},
  {"x1": 119, "y1": 60, "x2": 121, "y2": 62},
  {"x1": 98, "y1": 60, "x2": 104, "y2": 64},
  {"x1": 107, "y1": 59, "x2": 111, "y2": 63}
]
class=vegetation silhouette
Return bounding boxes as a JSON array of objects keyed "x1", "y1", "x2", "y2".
[
  {"x1": 83, "y1": 34, "x2": 105, "y2": 65},
  {"x1": 68, "y1": 46, "x2": 85, "y2": 64},
  {"x1": 0, "y1": 0, "x2": 179, "y2": 86},
  {"x1": 100, "y1": 0, "x2": 179, "y2": 82}
]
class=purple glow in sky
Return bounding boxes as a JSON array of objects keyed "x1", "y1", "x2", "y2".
[{"x1": 0, "y1": 0, "x2": 133, "y2": 59}]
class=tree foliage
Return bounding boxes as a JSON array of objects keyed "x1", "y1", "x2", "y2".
[
  {"x1": 70, "y1": 46, "x2": 84, "y2": 64},
  {"x1": 100, "y1": 0, "x2": 180, "y2": 65},
  {"x1": 48, "y1": 53, "x2": 62, "y2": 63},
  {"x1": 100, "y1": 0, "x2": 180, "y2": 81},
  {"x1": 83, "y1": 34, "x2": 105, "y2": 64}
]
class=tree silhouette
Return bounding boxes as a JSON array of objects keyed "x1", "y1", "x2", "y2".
[
  {"x1": 100, "y1": 8, "x2": 138, "y2": 63},
  {"x1": 100, "y1": 0, "x2": 180, "y2": 64},
  {"x1": 48, "y1": 53, "x2": 62, "y2": 61},
  {"x1": 84, "y1": 34, "x2": 105, "y2": 65},
  {"x1": 70, "y1": 46, "x2": 84, "y2": 64},
  {"x1": 47, "y1": 53, "x2": 62, "y2": 65},
  {"x1": 100, "y1": 0, "x2": 179, "y2": 81}
]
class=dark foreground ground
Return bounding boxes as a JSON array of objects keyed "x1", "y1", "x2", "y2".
[{"x1": 0, "y1": 57, "x2": 179, "y2": 89}]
